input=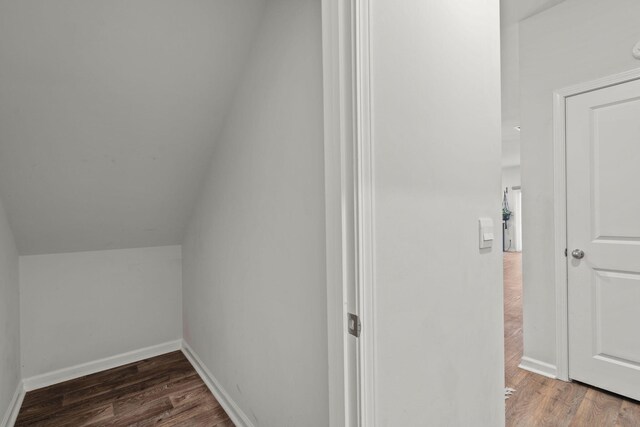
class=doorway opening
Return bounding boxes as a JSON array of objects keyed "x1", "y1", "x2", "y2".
[{"x1": 500, "y1": 0, "x2": 640, "y2": 423}]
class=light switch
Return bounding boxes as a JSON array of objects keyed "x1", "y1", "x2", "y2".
[{"x1": 479, "y1": 218, "x2": 494, "y2": 249}]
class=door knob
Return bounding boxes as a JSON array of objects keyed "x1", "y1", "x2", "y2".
[{"x1": 571, "y1": 249, "x2": 585, "y2": 259}]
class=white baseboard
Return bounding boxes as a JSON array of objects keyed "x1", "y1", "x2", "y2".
[
  {"x1": 519, "y1": 356, "x2": 558, "y2": 379},
  {"x1": 13, "y1": 340, "x2": 252, "y2": 426},
  {"x1": 22, "y1": 340, "x2": 182, "y2": 392},
  {"x1": 1, "y1": 381, "x2": 25, "y2": 427},
  {"x1": 181, "y1": 340, "x2": 254, "y2": 427}
]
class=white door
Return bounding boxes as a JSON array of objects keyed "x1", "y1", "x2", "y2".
[{"x1": 567, "y1": 78, "x2": 640, "y2": 400}]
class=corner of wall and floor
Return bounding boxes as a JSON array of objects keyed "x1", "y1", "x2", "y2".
[
  {"x1": 1, "y1": 242, "x2": 185, "y2": 427},
  {"x1": 1, "y1": 340, "x2": 256, "y2": 427},
  {"x1": 180, "y1": 340, "x2": 255, "y2": 427},
  {"x1": 0, "y1": 384, "x2": 25, "y2": 427}
]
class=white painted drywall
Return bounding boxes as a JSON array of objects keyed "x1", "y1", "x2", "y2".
[
  {"x1": 182, "y1": 1, "x2": 328, "y2": 425},
  {"x1": 520, "y1": 0, "x2": 640, "y2": 367},
  {"x1": 0, "y1": 0, "x2": 266, "y2": 255},
  {"x1": 502, "y1": 137, "x2": 522, "y2": 168},
  {"x1": 502, "y1": 166, "x2": 521, "y2": 252},
  {"x1": 500, "y1": 0, "x2": 566, "y2": 137},
  {"x1": 20, "y1": 245, "x2": 182, "y2": 378},
  {"x1": 500, "y1": 0, "x2": 566, "y2": 161},
  {"x1": 0, "y1": 196, "x2": 20, "y2": 421},
  {"x1": 370, "y1": 1, "x2": 504, "y2": 425}
]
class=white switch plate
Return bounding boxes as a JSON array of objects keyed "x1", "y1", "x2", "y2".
[{"x1": 479, "y1": 218, "x2": 494, "y2": 249}]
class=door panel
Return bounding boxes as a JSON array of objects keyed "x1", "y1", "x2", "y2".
[
  {"x1": 592, "y1": 97, "x2": 640, "y2": 239},
  {"x1": 567, "y1": 78, "x2": 640, "y2": 401},
  {"x1": 594, "y1": 270, "x2": 640, "y2": 365}
]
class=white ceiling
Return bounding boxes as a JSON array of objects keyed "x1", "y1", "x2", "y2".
[
  {"x1": 500, "y1": 0, "x2": 566, "y2": 167},
  {"x1": 0, "y1": 0, "x2": 266, "y2": 255}
]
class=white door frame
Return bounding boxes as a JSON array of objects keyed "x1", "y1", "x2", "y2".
[
  {"x1": 322, "y1": 0, "x2": 374, "y2": 425},
  {"x1": 513, "y1": 188, "x2": 522, "y2": 252},
  {"x1": 552, "y1": 67, "x2": 640, "y2": 382}
]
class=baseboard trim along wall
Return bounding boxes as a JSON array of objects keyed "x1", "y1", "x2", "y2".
[
  {"x1": 22, "y1": 340, "x2": 182, "y2": 392},
  {"x1": 181, "y1": 340, "x2": 254, "y2": 427},
  {"x1": 519, "y1": 356, "x2": 558, "y2": 379},
  {"x1": 1, "y1": 382, "x2": 25, "y2": 427},
  {"x1": 15, "y1": 340, "x2": 252, "y2": 426}
]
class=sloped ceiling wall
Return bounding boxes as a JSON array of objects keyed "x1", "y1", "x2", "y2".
[{"x1": 0, "y1": 0, "x2": 266, "y2": 255}]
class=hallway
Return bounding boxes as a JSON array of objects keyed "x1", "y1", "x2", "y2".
[{"x1": 504, "y1": 252, "x2": 640, "y2": 426}]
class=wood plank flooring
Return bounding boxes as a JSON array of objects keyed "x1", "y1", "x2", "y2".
[
  {"x1": 504, "y1": 252, "x2": 640, "y2": 426},
  {"x1": 15, "y1": 351, "x2": 233, "y2": 426}
]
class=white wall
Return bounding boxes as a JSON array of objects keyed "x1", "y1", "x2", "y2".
[
  {"x1": 0, "y1": 196, "x2": 20, "y2": 421},
  {"x1": 20, "y1": 245, "x2": 182, "y2": 378},
  {"x1": 0, "y1": 0, "x2": 266, "y2": 256},
  {"x1": 520, "y1": 0, "x2": 640, "y2": 367},
  {"x1": 182, "y1": 1, "x2": 328, "y2": 426},
  {"x1": 370, "y1": 1, "x2": 504, "y2": 426},
  {"x1": 502, "y1": 166, "x2": 521, "y2": 251}
]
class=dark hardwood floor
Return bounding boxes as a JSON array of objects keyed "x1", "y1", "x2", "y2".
[
  {"x1": 504, "y1": 252, "x2": 640, "y2": 426},
  {"x1": 15, "y1": 351, "x2": 233, "y2": 426}
]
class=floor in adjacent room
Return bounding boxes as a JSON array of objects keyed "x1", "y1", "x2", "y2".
[
  {"x1": 504, "y1": 252, "x2": 640, "y2": 426},
  {"x1": 15, "y1": 351, "x2": 233, "y2": 426}
]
